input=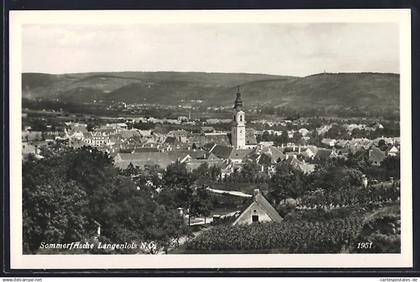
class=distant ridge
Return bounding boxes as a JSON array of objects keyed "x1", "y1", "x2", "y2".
[{"x1": 22, "y1": 71, "x2": 399, "y2": 111}]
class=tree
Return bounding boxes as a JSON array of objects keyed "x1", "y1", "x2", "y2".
[
  {"x1": 121, "y1": 162, "x2": 139, "y2": 176},
  {"x1": 161, "y1": 161, "x2": 199, "y2": 221},
  {"x1": 310, "y1": 161, "x2": 363, "y2": 193},
  {"x1": 86, "y1": 122, "x2": 96, "y2": 132},
  {"x1": 23, "y1": 179, "x2": 88, "y2": 253},
  {"x1": 309, "y1": 129, "x2": 323, "y2": 147},
  {"x1": 268, "y1": 162, "x2": 304, "y2": 201},
  {"x1": 377, "y1": 139, "x2": 386, "y2": 148},
  {"x1": 352, "y1": 205, "x2": 400, "y2": 253},
  {"x1": 192, "y1": 162, "x2": 210, "y2": 179},
  {"x1": 380, "y1": 156, "x2": 400, "y2": 180},
  {"x1": 241, "y1": 160, "x2": 261, "y2": 183},
  {"x1": 22, "y1": 147, "x2": 191, "y2": 254},
  {"x1": 163, "y1": 161, "x2": 195, "y2": 189},
  {"x1": 190, "y1": 186, "x2": 213, "y2": 224},
  {"x1": 209, "y1": 165, "x2": 221, "y2": 180},
  {"x1": 259, "y1": 153, "x2": 272, "y2": 168},
  {"x1": 324, "y1": 124, "x2": 350, "y2": 140}
]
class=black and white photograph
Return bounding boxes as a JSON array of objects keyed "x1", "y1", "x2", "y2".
[{"x1": 8, "y1": 9, "x2": 413, "y2": 269}]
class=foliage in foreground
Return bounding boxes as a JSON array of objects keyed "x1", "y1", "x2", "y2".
[
  {"x1": 23, "y1": 147, "x2": 189, "y2": 254},
  {"x1": 185, "y1": 216, "x2": 363, "y2": 253},
  {"x1": 351, "y1": 204, "x2": 400, "y2": 253}
]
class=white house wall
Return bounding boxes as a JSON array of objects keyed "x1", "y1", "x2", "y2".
[{"x1": 233, "y1": 201, "x2": 272, "y2": 226}]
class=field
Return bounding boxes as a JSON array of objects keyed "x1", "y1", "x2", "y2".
[{"x1": 175, "y1": 203, "x2": 400, "y2": 254}]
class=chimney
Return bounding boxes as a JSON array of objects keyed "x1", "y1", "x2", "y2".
[
  {"x1": 254, "y1": 189, "x2": 261, "y2": 196},
  {"x1": 361, "y1": 174, "x2": 368, "y2": 188},
  {"x1": 293, "y1": 144, "x2": 296, "y2": 151},
  {"x1": 298, "y1": 145, "x2": 301, "y2": 154}
]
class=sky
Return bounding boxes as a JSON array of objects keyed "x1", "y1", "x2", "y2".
[{"x1": 22, "y1": 23, "x2": 399, "y2": 77}]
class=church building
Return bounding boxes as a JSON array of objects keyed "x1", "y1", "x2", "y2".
[{"x1": 231, "y1": 88, "x2": 246, "y2": 149}]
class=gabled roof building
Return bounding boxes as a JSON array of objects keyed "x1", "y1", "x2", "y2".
[{"x1": 233, "y1": 189, "x2": 283, "y2": 226}]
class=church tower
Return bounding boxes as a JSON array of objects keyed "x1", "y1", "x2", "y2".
[{"x1": 231, "y1": 87, "x2": 246, "y2": 149}]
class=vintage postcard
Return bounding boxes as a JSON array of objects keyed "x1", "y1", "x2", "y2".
[{"x1": 8, "y1": 9, "x2": 412, "y2": 269}]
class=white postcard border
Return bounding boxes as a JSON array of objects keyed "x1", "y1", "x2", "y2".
[{"x1": 9, "y1": 9, "x2": 413, "y2": 269}]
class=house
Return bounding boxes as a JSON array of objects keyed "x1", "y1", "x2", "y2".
[
  {"x1": 286, "y1": 155, "x2": 302, "y2": 168},
  {"x1": 114, "y1": 152, "x2": 190, "y2": 170},
  {"x1": 189, "y1": 133, "x2": 231, "y2": 148},
  {"x1": 139, "y1": 130, "x2": 152, "y2": 137},
  {"x1": 22, "y1": 131, "x2": 43, "y2": 142},
  {"x1": 232, "y1": 189, "x2": 283, "y2": 226},
  {"x1": 254, "y1": 146, "x2": 286, "y2": 164},
  {"x1": 167, "y1": 129, "x2": 189, "y2": 141},
  {"x1": 333, "y1": 147, "x2": 350, "y2": 160},
  {"x1": 141, "y1": 139, "x2": 161, "y2": 149},
  {"x1": 185, "y1": 156, "x2": 225, "y2": 172},
  {"x1": 22, "y1": 142, "x2": 39, "y2": 157},
  {"x1": 132, "y1": 147, "x2": 160, "y2": 153},
  {"x1": 370, "y1": 178, "x2": 400, "y2": 190},
  {"x1": 201, "y1": 126, "x2": 215, "y2": 133},
  {"x1": 228, "y1": 148, "x2": 253, "y2": 164},
  {"x1": 387, "y1": 146, "x2": 399, "y2": 157},
  {"x1": 314, "y1": 148, "x2": 334, "y2": 161},
  {"x1": 316, "y1": 124, "x2": 332, "y2": 135},
  {"x1": 336, "y1": 139, "x2": 350, "y2": 148},
  {"x1": 119, "y1": 130, "x2": 140, "y2": 139},
  {"x1": 321, "y1": 138, "x2": 336, "y2": 147},
  {"x1": 105, "y1": 123, "x2": 128, "y2": 130},
  {"x1": 164, "y1": 136, "x2": 177, "y2": 145},
  {"x1": 301, "y1": 146, "x2": 317, "y2": 159},
  {"x1": 65, "y1": 123, "x2": 88, "y2": 140},
  {"x1": 220, "y1": 163, "x2": 234, "y2": 179},
  {"x1": 209, "y1": 144, "x2": 233, "y2": 159},
  {"x1": 369, "y1": 147, "x2": 386, "y2": 166},
  {"x1": 258, "y1": 141, "x2": 274, "y2": 147},
  {"x1": 298, "y1": 128, "x2": 310, "y2": 137},
  {"x1": 298, "y1": 162, "x2": 315, "y2": 174},
  {"x1": 245, "y1": 128, "x2": 258, "y2": 147},
  {"x1": 89, "y1": 130, "x2": 112, "y2": 147}
]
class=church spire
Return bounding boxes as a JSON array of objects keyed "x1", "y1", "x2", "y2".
[{"x1": 234, "y1": 86, "x2": 243, "y2": 110}]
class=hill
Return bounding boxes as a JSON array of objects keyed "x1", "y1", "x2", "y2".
[
  {"x1": 22, "y1": 71, "x2": 399, "y2": 111},
  {"x1": 236, "y1": 72, "x2": 399, "y2": 110}
]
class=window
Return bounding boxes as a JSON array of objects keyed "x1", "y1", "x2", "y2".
[
  {"x1": 252, "y1": 215, "x2": 259, "y2": 223},
  {"x1": 240, "y1": 115, "x2": 243, "y2": 122}
]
